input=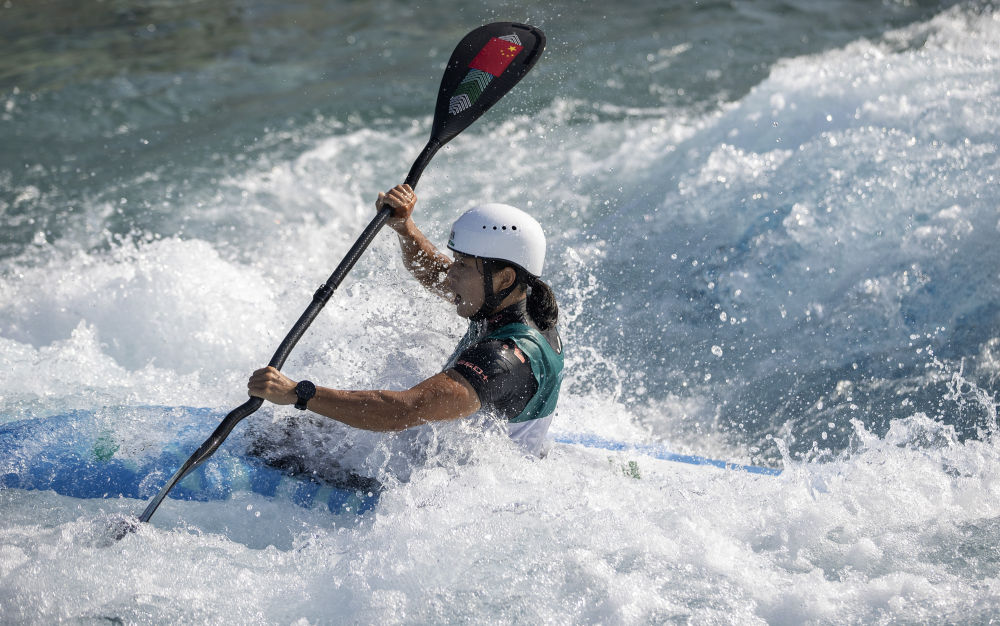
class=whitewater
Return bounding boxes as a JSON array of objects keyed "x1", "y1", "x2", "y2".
[{"x1": 2, "y1": 1, "x2": 999, "y2": 623}]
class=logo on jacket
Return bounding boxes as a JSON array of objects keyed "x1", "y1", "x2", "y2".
[{"x1": 457, "y1": 359, "x2": 488, "y2": 381}]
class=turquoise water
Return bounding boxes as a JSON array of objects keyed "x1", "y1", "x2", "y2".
[{"x1": 3, "y1": 0, "x2": 1000, "y2": 622}]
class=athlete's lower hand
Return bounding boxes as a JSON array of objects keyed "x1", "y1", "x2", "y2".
[
  {"x1": 248, "y1": 366, "x2": 297, "y2": 405},
  {"x1": 376, "y1": 183, "x2": 416, "y2": 231}
]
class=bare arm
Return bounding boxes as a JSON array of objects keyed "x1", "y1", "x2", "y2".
[
  {"x1": 378, "y1": 184, "x2": 453, "y2": 297},
  {"x1": 248, "y1": 366, "x2": 481, "y2": 432}
]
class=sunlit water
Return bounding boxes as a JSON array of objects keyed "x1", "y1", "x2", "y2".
[{"x1": 2, "y1": 1, "x2": 999, "y2": 622}]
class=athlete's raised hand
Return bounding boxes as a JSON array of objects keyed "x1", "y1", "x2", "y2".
[{"x1": 376, "y1": 183, "x2": 417, "y2": 232}]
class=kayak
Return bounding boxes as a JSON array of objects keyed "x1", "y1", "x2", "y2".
[{"x1": 1, "y1": 407, "x2": 781, "y2": 515}]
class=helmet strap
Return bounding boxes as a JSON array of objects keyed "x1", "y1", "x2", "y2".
[{"x1": 470, "y1": 259, "x2": 521, "y2": 322}]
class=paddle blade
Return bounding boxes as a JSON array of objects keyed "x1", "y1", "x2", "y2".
[{"x1": 431, "y1": 22, "x2": 545, "y2": 146}]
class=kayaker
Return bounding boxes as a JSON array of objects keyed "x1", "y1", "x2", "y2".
[{"x1": 248, "y1": 184, "x2": 563, "y2": 456}]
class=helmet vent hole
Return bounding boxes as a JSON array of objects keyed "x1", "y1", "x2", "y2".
[
  {"x1": 493, "y1": 226, "x2": 497, "y2": 230},
  {"x1": 512, "y1": 226, "x2": 517, "y2": 230},
  {"x1": 502, "y1": 226, "x2": 507, "y2": 230}
]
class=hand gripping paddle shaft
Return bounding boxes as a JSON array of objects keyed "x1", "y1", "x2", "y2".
[{"x1": 137, "y1": 23, "x2": 545, "y2": 524}]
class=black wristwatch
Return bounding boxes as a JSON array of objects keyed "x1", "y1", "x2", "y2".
[{"x1": 294, "y1": 380, "x2": 316, "y2": 410}]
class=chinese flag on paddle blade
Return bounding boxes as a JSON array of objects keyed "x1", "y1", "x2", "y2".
[{"x1": 469, "y1": 37, "x2": 523, "y2": 76}]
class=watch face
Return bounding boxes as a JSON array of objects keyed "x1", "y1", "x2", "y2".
[
  {"x1": 296, "y1": 380, "x2": 316, "y2": 398},
  {"x1": 294, "y1": 380, "x2": 316, "y2": 410}
]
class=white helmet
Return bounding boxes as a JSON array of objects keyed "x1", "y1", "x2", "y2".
[{"x1": 447, "y1": 203, "x2": 546, "y2": 276}]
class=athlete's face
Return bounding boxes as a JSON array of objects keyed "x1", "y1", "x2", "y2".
[{"x1": 444, "y1": 253, "x2": 486, "y2": 318}]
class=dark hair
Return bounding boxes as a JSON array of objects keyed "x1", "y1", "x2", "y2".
[
  {"x1": 480, "y1": 259, "x2": 559, "y2": 330},
  {"x1": 524, "y1": 273, "x2": 559, "y2": 331}
]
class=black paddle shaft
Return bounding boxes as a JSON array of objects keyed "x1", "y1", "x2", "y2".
[{"x1": 137, "y1": 23, "x2": 545, "y2": 525}]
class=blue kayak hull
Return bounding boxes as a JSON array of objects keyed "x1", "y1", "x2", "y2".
[{"x1": 1, "y1": 408, "x2": 780, "y2": 516}]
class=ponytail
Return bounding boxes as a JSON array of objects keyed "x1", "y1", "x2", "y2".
[
  {"x1": 480, "y1": 260, "x2": 559, "y2": 330},
  {"x1": 525, "y1": 275, "x2": 559, "y2": 331}
]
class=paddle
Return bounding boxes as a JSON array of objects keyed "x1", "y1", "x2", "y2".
[{"x1": 132, "y1": 22, "x2": 546, "y2": 527}]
